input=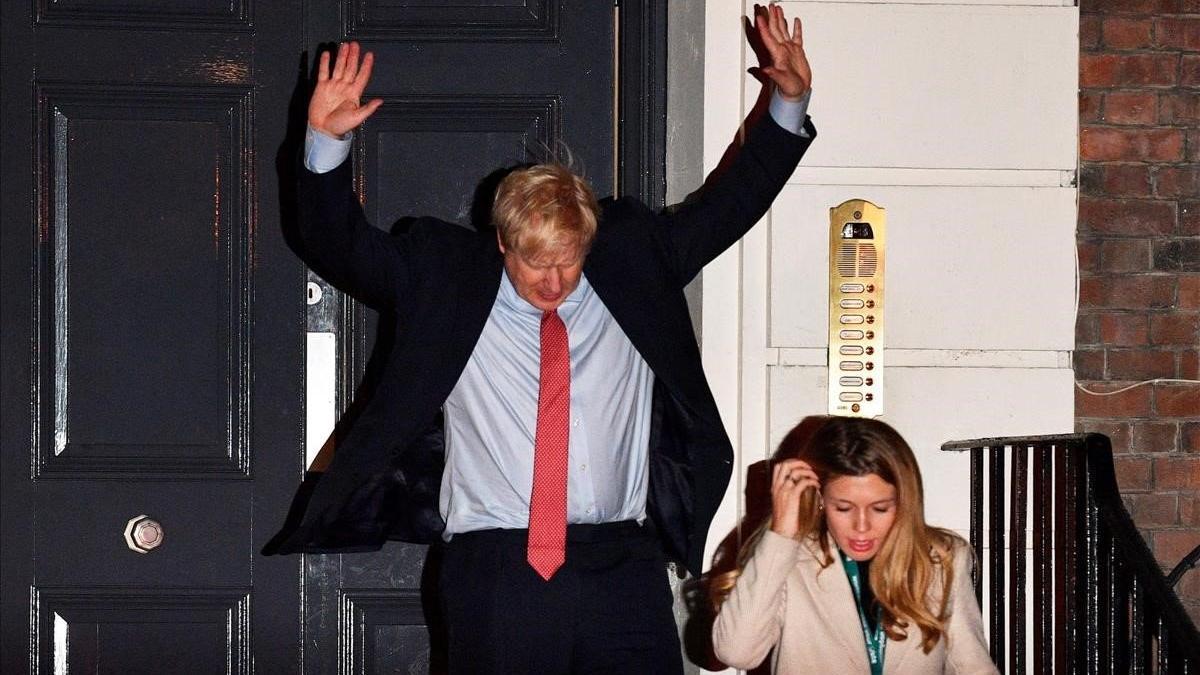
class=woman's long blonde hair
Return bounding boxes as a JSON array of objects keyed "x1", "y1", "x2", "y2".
[{"x1": 709, "y1": 416, "x2": 964, "y2": 653}]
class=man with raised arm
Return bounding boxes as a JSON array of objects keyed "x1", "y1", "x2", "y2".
[{"x1": 270, "y1": 4, "x2": 815, "y2": 672}]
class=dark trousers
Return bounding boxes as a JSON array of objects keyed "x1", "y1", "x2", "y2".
[{"x1": 439, "y1": 521, "x2": 684, "y2": 674}]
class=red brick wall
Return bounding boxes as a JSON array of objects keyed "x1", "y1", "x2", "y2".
[{"x1": 1076, "y1": 0, "x2": 1200, "y2": 617}]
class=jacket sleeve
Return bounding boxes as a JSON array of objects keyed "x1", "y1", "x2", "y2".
[
  {"x1": 296, "y1": 159, "x2": 413, "y2": 310},
  {"x1": 945, "y1": 545, "x2": 1001, "y2": 674},
  {"x1": 656, "y1": 113, "x2": 816, "y2": 287},
  {"x1": 711, "y1": 530, "x2": 801, "y2": 669}
]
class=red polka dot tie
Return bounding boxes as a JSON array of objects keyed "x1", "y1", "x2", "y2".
[{"x1": 527, "y1": 309, "x2": 570, "y2": 581}]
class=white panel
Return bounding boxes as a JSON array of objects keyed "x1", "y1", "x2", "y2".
[
  {"x1": 740, "y1": 211, "x2": 775, "y2": 485},
  {"x1": 306, "y1": 332, "x2": 337, "y2": 469},
  {"x1": 764, "y1": 3, "x2": 1077, "y2": 170},
  {"x1": 767, "y1": 365, "x2": 1074, "y2": 535},
  {"x1": 769, "y1": 184, "x2": 1077, "y2": 351},
  {"x1": 702, "y1": 0, "x2": 755, "y2": 576},
  {"x1": 788, "y1": 167, "x2": 1073, "y2": 187},
  {"x1": 766, "y1": 367, "x2": 830, "y2": 459},
  {"x1": 701, "y1": 7, "x2": 1078, "y2": 650}
]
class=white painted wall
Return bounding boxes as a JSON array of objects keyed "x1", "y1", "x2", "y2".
[{"x1": 700, "y1": 0, "x2": 1079, "y2": 618}]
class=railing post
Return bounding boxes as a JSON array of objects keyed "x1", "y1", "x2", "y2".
[
  {"x1": 1109, "y1": 545, "x2": 1130, "y2": 673},
  {"x1": 1083, "y1": 456, "x2": 1101, "y2": 675},
  {"x1": 1055, "y1": 440, "x2": 1079, "y2": 674},
  {"x1": 1010, "y1": 442, "x2": 1028, "y2": 675},
  {"x1": 1097, "y1": 511, "x2": 1114, "y2": 674},
  {"x1": 1158, "y1": 617, "x2": 1171, "y2": 674},
  {"x1": 972, "y1": 446, "x2": 984, "y2": 607},
  {"x1": 1034, "y1": 442, "x2": 1054, "y2": 674},
  {"x1": 1131, "y1": 576, "x2": 1148, "y2": 674},
  {"x1": 989, "y1": 445, "x2": 1006, "y2": 670}
]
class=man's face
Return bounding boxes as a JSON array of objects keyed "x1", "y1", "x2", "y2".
[{"x1": 498, "y1": 235, "x2": 584, "y2": 312}]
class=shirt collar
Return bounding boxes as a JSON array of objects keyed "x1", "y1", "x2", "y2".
[{"x1": 497, "y1": 269, "x2": 591, "y2": 317}]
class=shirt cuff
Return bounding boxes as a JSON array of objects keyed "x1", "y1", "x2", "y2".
[
  {"x1": 304, "y1": 124, "x2": 353, "y2": 173},
  {"x1": 768, "y1": 88, "x2": 812, "y2": 138}
]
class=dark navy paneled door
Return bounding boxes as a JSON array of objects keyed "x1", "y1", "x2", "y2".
[
  {"x1": 2, "y1": 1, "x2": 663, "y2": 672},
  {"x1": 1, "y1": 0, "x2": 306, "y2": 672}
]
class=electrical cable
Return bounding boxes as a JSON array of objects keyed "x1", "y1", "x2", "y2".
[
  {"x1": 1076, "y1": 378, "x2": 1200, "y2": 396},
  {"x1": 1071, "y1": 212, "x2": 1199, "y2": 398}
]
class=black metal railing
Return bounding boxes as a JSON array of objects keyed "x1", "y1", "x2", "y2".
[
  {"x1": 1168, "y1": 544, "x2": 1200, "y2": 590},
  {"x1": 942, "y1": 433, "x2": 1200, "y2": 674}
]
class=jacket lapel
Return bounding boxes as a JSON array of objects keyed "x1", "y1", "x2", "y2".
[
  {"x1": 798, "y1": 538, "x2": 870, "y2": 672},
  {"x1": 882, "y1": 624, "x2": 919, "y2": 674},
  {"x1": 464, "y1": 247, "x2": 504, "y2": 335},
  {"x1": 425, "y1": 236, "x2": 504, "y2": 412},
  {"x1": 883, "y1": 560, "x2": 948, "y2": 674},
  {"x1": 455, "y1": 238, "x2": 504, "y2": 351}
]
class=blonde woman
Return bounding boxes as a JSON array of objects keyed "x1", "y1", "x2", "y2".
[{"x1": 711, "y1": 417, "x2": 997, "y2": 674}]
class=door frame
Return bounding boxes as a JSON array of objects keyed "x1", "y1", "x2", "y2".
[{"x1": 617, "y1": 0, "x2": 668, "y2": 209}]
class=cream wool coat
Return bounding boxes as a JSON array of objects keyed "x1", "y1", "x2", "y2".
[{"x1": 713, "y1": 530, "x2": 999, "y2": 674}]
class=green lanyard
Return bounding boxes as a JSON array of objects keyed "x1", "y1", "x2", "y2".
[{"x1": 840, "y1": 551, "x2": 886, "y2": 675}]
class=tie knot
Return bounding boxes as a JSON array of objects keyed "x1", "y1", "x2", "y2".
[{"x1": 541, "y1": 310, "x2": 561, "y2": 328}]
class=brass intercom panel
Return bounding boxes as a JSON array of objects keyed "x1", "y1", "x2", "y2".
[{"x1": 828, "y1": 200, "x2": 885, "y2": 418}]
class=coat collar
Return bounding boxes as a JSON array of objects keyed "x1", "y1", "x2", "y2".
[
  {"x1": 885, "y1": 627, "x2": 921, "y2": 675},
  {"x1": 796, "y1": 536, "x2": 924, "y2": 674},
  {"x1": 797, "y1": 536, "x2": 871, "y2": 671},
  {"x1": 456, "y1": 236, "x2": 506, "y2": 361},
  {"x1": 580, "y1": 233, "x2": 688, "y2": 400}
]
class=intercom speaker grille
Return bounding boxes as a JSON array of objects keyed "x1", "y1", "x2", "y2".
[{"x1": 836, "y1": 242, "x2": 878, "y2": 278}]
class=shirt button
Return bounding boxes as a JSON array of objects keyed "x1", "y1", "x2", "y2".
[{"x1": 572, "y1": 418, "x2": 580, "y2": 427}]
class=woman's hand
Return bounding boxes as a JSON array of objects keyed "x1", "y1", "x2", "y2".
[{"x1": 769, "y1": 458, "x2": 820, "y2": 538}]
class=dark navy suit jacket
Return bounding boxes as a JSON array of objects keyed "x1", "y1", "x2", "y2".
[{"x1": 267, "y1": 113, "x2": 815, "y2": 576}]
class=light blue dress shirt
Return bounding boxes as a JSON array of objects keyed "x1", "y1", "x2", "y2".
[
  {"x1": 442, "y1": 272, "x2": 654, "y2": 534},
  {"x1": 303, "y1": 89, "x2": 813, "y2": 535}
]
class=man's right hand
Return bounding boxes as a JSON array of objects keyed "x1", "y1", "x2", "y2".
[{"x1": 309, "y1": 41, "x2": 383, "y2": 138}]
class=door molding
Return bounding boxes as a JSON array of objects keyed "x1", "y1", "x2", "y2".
[{"x1": 618, "y1": 0, "x2": 667, "y2": 208}]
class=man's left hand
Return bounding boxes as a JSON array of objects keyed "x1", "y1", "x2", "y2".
[{"x1": 754, "y1": 3, "x2": 812, "y2": 101}]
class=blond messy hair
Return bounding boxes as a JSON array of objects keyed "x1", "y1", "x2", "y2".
[
  {"x1": 492, "y1": 163, "x2": 599, "y2": 260},
  {"x1": 710, "y1": 416, "x2": 964, "y2": 654}
]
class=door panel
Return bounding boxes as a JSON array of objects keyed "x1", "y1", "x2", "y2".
[
  {"x1": 366, "y1": 97, "x2": 561, "y2": 227},
  {"x1": 346, "y1": 1, "x2": 558, "y2": 40},
  {"x1": 33, "y1": 0, "x2": 251, "y2": 28},
  {"x1": 34, "y1": 84, "x2": 251, "y2": 477},
  {"x1": 33, "y1": 588, "x2": 251, "y2": 674}
]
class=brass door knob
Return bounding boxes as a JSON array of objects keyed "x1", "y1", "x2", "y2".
[{"x1": 124, "y1": 515, "x2": 164, "y2": 553}]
